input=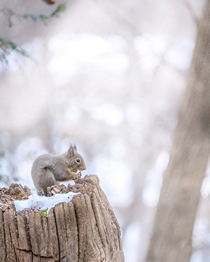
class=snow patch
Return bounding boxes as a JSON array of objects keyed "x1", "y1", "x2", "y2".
[{"x1": 14, "y1": 192, "x2": 80, "y2": 214}]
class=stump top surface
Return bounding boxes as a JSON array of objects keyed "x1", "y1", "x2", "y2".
[{"x1": 0, "y1": 175, "x2": 101, "y2": 213}]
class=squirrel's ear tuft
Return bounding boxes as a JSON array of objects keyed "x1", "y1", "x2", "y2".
[
  {"x1": 68, "y1": 145, "x2": 75, "y2": 157},
  {"x1": 73, "y1": 144, "x2": 77, "y2": 151}
]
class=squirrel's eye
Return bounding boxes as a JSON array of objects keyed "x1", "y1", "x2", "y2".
[{"x1": 76, "y1": 158, "x2": 81, "y2": 163}]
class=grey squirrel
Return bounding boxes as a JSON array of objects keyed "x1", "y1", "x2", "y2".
[{"x1": 31, "y1": 144, "x2": 86, "y2": 195}]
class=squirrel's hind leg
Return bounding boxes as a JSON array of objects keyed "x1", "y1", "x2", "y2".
[{"x1": 37, "y1": 168, "x2": 57, "y2": 196}]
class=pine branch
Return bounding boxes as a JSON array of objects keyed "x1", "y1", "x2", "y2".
[
  {"x1": 0, "y1": 4, "x2": 66, "y2": 64},
  {"x1": 0, "y1": 152, "x2": 8, "y2": 184},
  {"x1": 0, "y1": 37, "x2": 31, "y2": 63},
  {"x1": 0, "y1": 152, "x2": 5, "y2": 158},
  {"x1": 0, "y1": 4, "x2": 66, "y2": 27}
]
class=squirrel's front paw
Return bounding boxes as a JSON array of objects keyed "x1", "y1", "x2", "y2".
[
  {"x1": 73, "y1": 171, "x2": 81, "y2": 180},
  {"x1": 67, "y1": 168, "x2": 82, "y2": 180}
]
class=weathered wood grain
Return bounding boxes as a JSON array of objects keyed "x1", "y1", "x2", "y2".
[{"x1": 0, "y1": 175, "x2": 124, "y2": 262}]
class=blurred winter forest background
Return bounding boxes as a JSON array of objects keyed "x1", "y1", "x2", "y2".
[{"x1": 0, "y1": 0, "x2": 209, "y2": 261}]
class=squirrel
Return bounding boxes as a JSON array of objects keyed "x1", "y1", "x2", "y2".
[{"x1": 31, "y1": 144, "x2": 86, "y2": 196}]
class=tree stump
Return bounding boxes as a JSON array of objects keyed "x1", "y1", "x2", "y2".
[{"x1": 0, "y1": 175, "x2": 124, "y2": 262}]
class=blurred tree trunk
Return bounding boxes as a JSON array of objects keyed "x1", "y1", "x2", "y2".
[{"x1": 146, "y1": 2, "x2": 210, "y2": 262}]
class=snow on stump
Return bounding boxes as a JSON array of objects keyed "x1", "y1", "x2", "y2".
[{"x1": 0, "y1": 175, "x2": 124, "y2": 262}]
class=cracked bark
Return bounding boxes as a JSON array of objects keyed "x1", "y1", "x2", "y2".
[{"x1": 0, "y1": 175, "x2": 124, "y2": 262}]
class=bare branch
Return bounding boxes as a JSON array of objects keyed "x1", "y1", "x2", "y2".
[{"x1": 184, "y1": 0, "x2": 199, "y2": 26}]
